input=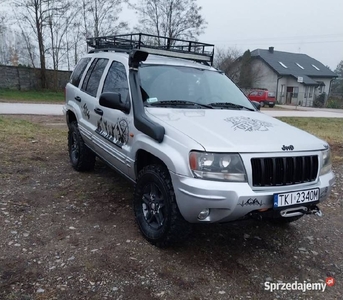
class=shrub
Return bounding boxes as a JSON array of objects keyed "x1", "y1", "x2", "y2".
[
  {"x1": 326, "y1": 97, "x2": 343, "y2": 109},
  {"x1": 313, "y1": 92, "x2": 326, "y2": 108}
]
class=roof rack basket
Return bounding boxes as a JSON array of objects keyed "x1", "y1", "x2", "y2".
[{"x1": 86, "y1": 33, "x2": 214, "y2": 65}]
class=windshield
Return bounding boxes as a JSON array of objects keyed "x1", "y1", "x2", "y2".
[{"x1": 138, "y1": 65, "x2": 255, "y2": 110}]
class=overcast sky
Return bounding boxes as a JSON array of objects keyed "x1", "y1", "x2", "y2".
[
  {"x1": 125, "y1": 0, "x2": 342, "y2": 70},
  {"x1": 3, "y1": 0, "x2": 342, "y2": 70},
  {"x1": 195, "y1": 0, "x2": 343, "y2": 70}
]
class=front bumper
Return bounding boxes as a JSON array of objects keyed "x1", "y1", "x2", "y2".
[{"x1": 170, "y1": 171, "x2": 335, "y2": 223}]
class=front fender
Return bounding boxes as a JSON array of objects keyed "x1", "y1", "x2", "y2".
[{"x1": 131, "y1": 133, "x2": 203, "y2": 178}]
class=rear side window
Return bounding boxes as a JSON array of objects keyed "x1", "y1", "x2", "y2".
[
  {"x1": 70, "y1": 58, "x2": 91, "y2": 87},
  {"x1": 81, "y1": 58, "x2": 109, "y2": 97},
  {"x1": 102, "y1": 61, "x2": 129, "y2": 102}
]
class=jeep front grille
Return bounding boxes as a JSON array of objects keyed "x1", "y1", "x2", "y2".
[{"x1": 251, "y1": 155, "x2": 318, "y2": 187}]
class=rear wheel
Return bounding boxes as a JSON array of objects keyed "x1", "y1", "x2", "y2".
[
  {"x1": 133, "y1": 165, "x2": 191, "y2": 247},
  {"x1": 68, "y1": 121, "x2": 95, "y2": 171},
  {"x1": 269, "y1": 104, "x2": 275, "y2": 108}
]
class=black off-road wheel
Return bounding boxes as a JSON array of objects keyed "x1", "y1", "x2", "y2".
[
  {"x1": 133, "y1": 165, "x2": 191, "y2": 247},
  {"x1": 68, "y1": 121, "x2": 95, "y2": 171}
]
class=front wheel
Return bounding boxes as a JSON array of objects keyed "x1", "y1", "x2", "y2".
[
  {"x1": 260, "y1": 101, "x2": 265, "y2": 107},
  {"x1": 68, "y1": 121, "x2": 95, "y2": 171},
  {"x1": 133, "y1": 165, "x2": 191, "y2": 247}
]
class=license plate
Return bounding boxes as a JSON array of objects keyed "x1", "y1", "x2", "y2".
[{"x1": 273, "y1": 188, "x2": 319, "y2": 208}]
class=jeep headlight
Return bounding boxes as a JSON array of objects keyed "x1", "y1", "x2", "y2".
[
  {"x1": 189, "y1": 152, "x2": 247, "y2": 182},
  {"x1": 320, "y1": 149, "x2": 332, "y2": 175}
]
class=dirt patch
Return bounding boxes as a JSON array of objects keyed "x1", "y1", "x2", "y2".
[{"x1": 0, "y1": 115, "x2": 342, "y2": 299}]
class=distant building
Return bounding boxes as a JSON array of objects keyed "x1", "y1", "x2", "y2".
[{"x1": 250, "y1": 47, "x2": 337, "y2": 106}]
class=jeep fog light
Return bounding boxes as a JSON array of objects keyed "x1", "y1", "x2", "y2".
[{"x1": 198, "y1": 209, "x2": 210, "y2": 220}]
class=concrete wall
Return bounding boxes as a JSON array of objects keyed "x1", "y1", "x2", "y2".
[{"x1": 0, "y1": 65, "x2": 71, "y2": 90}]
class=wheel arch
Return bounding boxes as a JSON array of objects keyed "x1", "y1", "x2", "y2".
[
  {"x1": 66, "y1": 110, "x2": 77, "y2": 128},
  {"x1": 135, "y1": 149, "x2": 168, "y2": 177}
]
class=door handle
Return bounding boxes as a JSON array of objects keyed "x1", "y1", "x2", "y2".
[
  {"x1": 94, "y1": 108, "x2": 103, "y2": 116},
  {"x1": 75, "y1": 96, "x2": 81, "y2": 102}
]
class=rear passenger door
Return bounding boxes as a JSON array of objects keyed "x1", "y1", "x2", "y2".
[{"x1": 77, "y1": 58, "x2": 109, "y2": 148}]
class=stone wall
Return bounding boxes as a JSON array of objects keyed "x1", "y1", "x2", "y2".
[{"x1": 0, "y1": 65, "x2": 71, "y2": 90}]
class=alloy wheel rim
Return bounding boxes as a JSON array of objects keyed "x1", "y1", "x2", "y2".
[{"x1": 141, "y1": 183, "x2": 165, "y2": 229}]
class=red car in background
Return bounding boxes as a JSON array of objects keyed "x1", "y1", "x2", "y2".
[{"x1": 247, "y1": 90, "x2": 276, "y2": 108}]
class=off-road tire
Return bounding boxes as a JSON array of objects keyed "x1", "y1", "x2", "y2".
[
  {"x1": 68, "y1": 121, "x2": 95, "y2": 171},
  {"x1": 133, "y1": 165, "x2": 191, "y2": 247}
]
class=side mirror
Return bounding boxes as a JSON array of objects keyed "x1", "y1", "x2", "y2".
[
  {"x1": 250, "y1": 101, "x2": 261, "y2": 111},
  {"x1": 99, "y1": 92, "x2": 130, "y2": 114}
]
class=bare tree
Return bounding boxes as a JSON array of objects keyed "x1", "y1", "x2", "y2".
[
  {"x1": 331, "y1": 60, "x2": 343, "y2": 97},
  {"x1": 19, "y1": 27, "x2": 38, "y2": 67},
  {"x1": 46, "y1": 0, "x2": 78, "y2": 70},
  {"x1": 0, "y1": 15, "x2": 9, "y2": 64},
  {"x1": 131, "y1": 0, "x2": 206, "y2": 41},
  {"x1": 0, "y1": 14, "x2": 34, "y2": 67},
  {"x1": 81, "y1": 0, "x2": 128, "y2": 38},
  {"x1": 214, "y1": 47, "x2": 241, "y2": 83},
  {"x1": 13, "y1": 0, "x2": 51, "y2": 88}
]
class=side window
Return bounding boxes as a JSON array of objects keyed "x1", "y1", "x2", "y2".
[
  {"x1": 81, "y1": 58, "x2": 108, "y2": 97},
  {"x1": 70, "y1": 57, "x2": 91, "y2": 87},
  {"x1": 102, "y1": 61, "x2": 129, "y2": 102}
]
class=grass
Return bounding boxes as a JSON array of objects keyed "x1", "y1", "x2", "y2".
[
  {"x1": 278, "y1": 117, "x2": 343, "y2": 145},
  {"x1": 0, "y1": 89, "x2": 64, "y2": 103},
  {"x1": 0, "y1": 116, "x2": 66, "y2": 155}
]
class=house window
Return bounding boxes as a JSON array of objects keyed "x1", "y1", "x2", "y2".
[
  {"x1": 292, "y1": 87, "x2": 299, "y2": 98},
  {"x1": 281, "y1": 84, "x2": 285, "y2": 97},
  {"x1": 312, "y1": 64, "x2": 320, "y2": 71},
  {"x1": 304, "y1": 86, "x2": 308, "y2": 98},
  {"x1": 309, "y1": 87, "x2": 313, "y2": 98},
  {"x1": 278, "y1": 61, "x2": 288, "y2": 68},
  {"x1": 296, "y1": 63, "x2": 304, "y2": 69}
]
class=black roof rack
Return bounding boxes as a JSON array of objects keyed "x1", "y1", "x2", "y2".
[{"x1": 86, "y1": 33, "x2": 215, "y2": 65}]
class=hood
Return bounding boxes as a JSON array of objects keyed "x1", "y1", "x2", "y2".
[{"x1": 146, "y1": 108, "x2": 327, "y2": 153}]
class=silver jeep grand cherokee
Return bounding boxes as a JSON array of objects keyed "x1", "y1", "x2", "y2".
[{"x1": 63, "y1": 33, "x2": 335, "y2": 247}]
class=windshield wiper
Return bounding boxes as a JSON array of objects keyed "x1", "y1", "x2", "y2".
[
  {"x1": 208, "y1": 102, "x2": 255, "y2": 111},
  {"x1": 147, "y1": 100, "x2": 213, "y2": 109}
]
